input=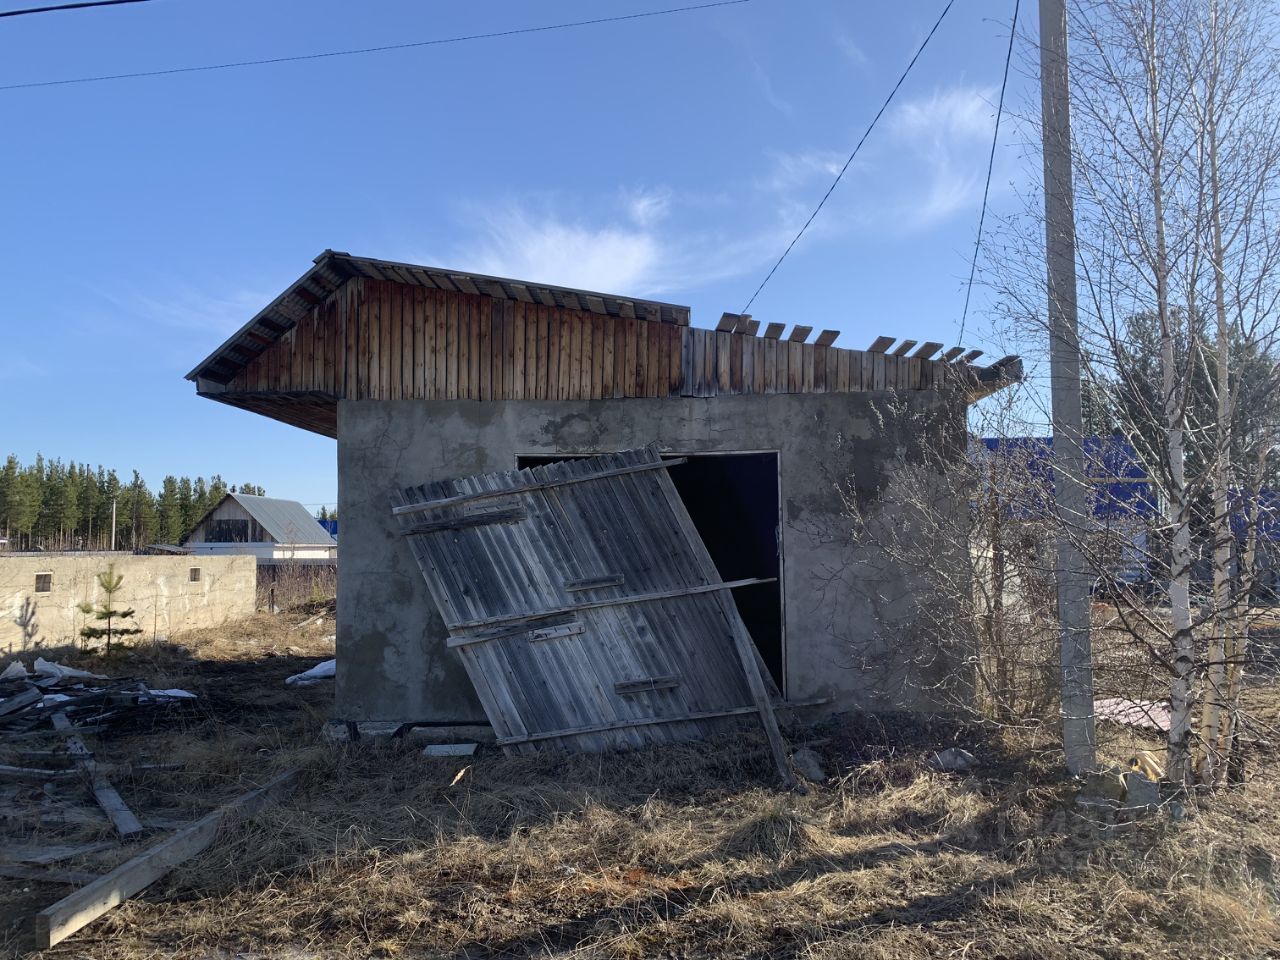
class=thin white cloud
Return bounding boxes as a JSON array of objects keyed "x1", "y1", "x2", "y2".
[
  {"x1": 834, "y1": 32, "x2": 870, "y2": 67},
  {"x1": 453, "y1": 192, "x2": 798, "y2": 299},
  {"x1": 446, "y1": 86, "x2": 1007, "y2": 304},
  {"x1": 104, "y1": 285, "x2": 270, "y2": 336},
  {"x1": 757, "y1": 148, "x2": 845, "y2": 194},
  {"x1": 622, "y1": 186, "x2": 672, "y2": 229},
  {"x1": 884, "y1": 85, "x2": 999, "y2": 229},
  {"x1": 460, "y1": 207, "x2": 664, "y2": 294},
  {"x1": 748, "y1": 54, "x2": 793, "y2": 116}
]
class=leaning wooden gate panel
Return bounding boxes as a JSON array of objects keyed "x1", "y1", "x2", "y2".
[{"x1": 391, "y1": 447, "x2": 790, "y2": 777}]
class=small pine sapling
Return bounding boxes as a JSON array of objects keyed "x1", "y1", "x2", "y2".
[{"x1": 78, "y1": 563, "x2": 144, "y2": 653}]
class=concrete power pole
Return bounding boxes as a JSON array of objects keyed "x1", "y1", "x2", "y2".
[
  {"x1": 110, "y1": 497, "x2": 117, "y2": 552},
  {"x1": 1039, "y1": 0, "x2": 1097, "y2": 775}
]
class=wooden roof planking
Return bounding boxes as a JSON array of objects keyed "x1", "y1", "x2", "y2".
[
  {"x1": 390, "y1": 447, "x2": 795, "y2": 783},
  {"x1": 187, "y1": 251, "x2": 1023, "y2": 438}
]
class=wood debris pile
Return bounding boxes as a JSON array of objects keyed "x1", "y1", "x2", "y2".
[
  {"x1": 0, "y1": 660, "x2": 195, "y2": 740},
  {"x1": 0, "y1": 658, "x2": 295, "y2": 949}
]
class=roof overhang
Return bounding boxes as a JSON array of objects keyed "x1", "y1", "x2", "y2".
[{"x1": 185, "y1": 250, "x2": 691, "y2": 387}]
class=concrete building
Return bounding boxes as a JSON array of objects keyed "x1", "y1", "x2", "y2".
[
  {"x1": 182, "y1": 492, "x2": 337, "y2": 563},
  {"x1": 0, "y1": 553, "x2": 256, "y2": 651},
  {"x1": 186, "y1": 251, "x2": 1019, "y2": 726}
]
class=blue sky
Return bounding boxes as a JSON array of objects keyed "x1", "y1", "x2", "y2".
[{"x1": 0, "y1": 0, "x2": 1028, "y2": 510}]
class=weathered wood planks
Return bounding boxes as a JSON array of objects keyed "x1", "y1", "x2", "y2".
[
  {"x1": 390, "y1": 448, "x2": 795, "y2": 779},
  {"x1": 219, "y1": 277, "x2": 961, "y2": 438},
  {"x1": 33, "y1": 770, "x2": 298, "y2": 949}
]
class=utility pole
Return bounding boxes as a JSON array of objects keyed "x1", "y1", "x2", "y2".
[
  {"x1": 110, "y1": 497, "x2": 117, "y2": 552},
  {"x1": 1039, "y1": 0, "x2": 1097, "y2": 775}
]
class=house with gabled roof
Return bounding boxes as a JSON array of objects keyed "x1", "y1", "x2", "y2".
[{"x1": 182, "y1": 492, "x2": 336, "y2": 564}]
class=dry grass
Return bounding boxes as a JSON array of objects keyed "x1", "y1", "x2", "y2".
[{"x1": 2, "y1": 614, "x2": 1278, "y2": 960}]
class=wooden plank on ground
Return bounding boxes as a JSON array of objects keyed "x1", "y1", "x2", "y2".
[
  {"x1": 0, "y1": 687, "x2": 41, "y2": 717},
  {"x1": 50, "y1": 714, "x2": 142, "y2": 839},
  {"x1": 0, "y1": 864, "x2": 99, "y2": 886},
  {"x1": 33, "y1": 770, "x2": 299, "y2": 950},
  {"x1": 0, "y1": 841, "x2": 118, "y2": 866}
]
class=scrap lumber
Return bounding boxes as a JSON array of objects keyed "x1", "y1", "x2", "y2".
[
  {"x1": 422, "y1": 743, "x2": 477, "y2": 757},
  {"x1": 34, "y1": 769, "x2": 299, "y2": 949},
  {"x1": 50, "y1": 712, "x2": 143, "y2": 838},
  {"x1": 0, "y1": 863, "x2": 100, "y2": 886},
  {"x1": 0, "y1": 763, "x2": 77, "y2": 781},
  {"x1": 0, "y1": 686, "x2": 42, "y2": 718},
  {"x1": 1, "y1": 841, "x2": 118, "y2": 865}
]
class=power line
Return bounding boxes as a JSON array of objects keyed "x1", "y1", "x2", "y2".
[
  {"x1": 740, "y1": 0, "x2": 956, "y2": 315},
  {"x1": 959, "y1": 0, "x2": 1019, "y2": 343},
  {"x1": 0, "y1": 0, "x2": 148, "y2": 18},
  {"x1": 0, "y1": 0, "x2": 750, "y2": 92}
]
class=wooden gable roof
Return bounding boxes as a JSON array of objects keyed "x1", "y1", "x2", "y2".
[{"x1": 188, "y1": 252, "x2": 1021, "y2": 438}]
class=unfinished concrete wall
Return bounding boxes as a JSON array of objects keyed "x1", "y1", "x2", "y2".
[
  {"x1": 0, "y1": 553, "x2": 257, "y2": 651},
  {"x1": 336, "y1": 391, "x2": 974, "y2": 723}
]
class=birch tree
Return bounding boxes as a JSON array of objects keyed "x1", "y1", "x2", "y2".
[
  {"x1": 1185, "y1": 0, "x2": 1280, "y2": 782},
  {"x1": 1068, "y1": 0, "x2": 1203, "y2": 783},
  {"x1": 989, "y1": 0, "x2": 1280, "y2": 786}
]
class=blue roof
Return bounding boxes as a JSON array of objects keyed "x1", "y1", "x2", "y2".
[{"x1": 975, "y1": 436, "x2": 1159, "y2": 520}]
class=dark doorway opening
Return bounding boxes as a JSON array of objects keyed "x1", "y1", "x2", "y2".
[{"x1": 516, "y1": 452, "x2": 784, "y2": 690}]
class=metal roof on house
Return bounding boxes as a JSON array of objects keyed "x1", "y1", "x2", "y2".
[
  {"x1": 184, "y1": 493, "x2": 336, "y2": 546},
  {"x1": 185, "y1": 250, "x2": 692, "y2": 385}
]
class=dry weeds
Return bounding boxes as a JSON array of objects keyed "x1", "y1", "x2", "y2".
[{"x1": 1, "y1": 613, "x2": 1277, "y2": 959}]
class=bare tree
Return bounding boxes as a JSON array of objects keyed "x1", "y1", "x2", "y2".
[{"x1": 984, "y1": 0, "x2": 1280, "y2": 786}]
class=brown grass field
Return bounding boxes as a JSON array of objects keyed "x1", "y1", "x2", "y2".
[{"x1": 2, "y1": 613, "x2": 1279, "y2": 959}]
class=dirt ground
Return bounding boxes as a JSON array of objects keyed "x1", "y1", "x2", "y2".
[{"x1": 2, "y1": 614, "x2": 1279, "y2": 960}]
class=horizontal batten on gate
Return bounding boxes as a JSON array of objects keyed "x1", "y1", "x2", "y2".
[
  {"x1": 400, "y1": 507, "x2": 527, "y2": 535},
  {"x1": 392, "y1": 457, "x2": 689, "y2": 516},
  {"x1": 495, "y1": 696, "x2": 829, "y2": 746},
  {"x1": 447, "y1": 620, "x2": 585, "y2": 649},
  {"x1": 449, "y1": 577, "x2": 777, "y2": 630},
  {"x1": 564, "y1": 574, "x2": 626, "y2": 591}
]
